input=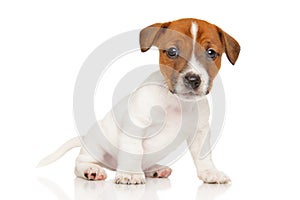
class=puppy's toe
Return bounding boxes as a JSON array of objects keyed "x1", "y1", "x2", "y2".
[
  {"x1": 83, "y1": 167, "x2": 107, "y2": 181},
  {"x1": 198, "y1": 169, "x2": 231, "y2": 184},
  {"x1": 114, "y1": 171, "x2": 145, "y2": 185},
  {"x1": 145, "y1": 167, "x2": 172, "y2": 178}
]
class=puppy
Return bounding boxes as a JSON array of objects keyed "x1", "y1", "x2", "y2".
[{"x1": 38, "y1": 18, "x2": 240, "y2": 184}]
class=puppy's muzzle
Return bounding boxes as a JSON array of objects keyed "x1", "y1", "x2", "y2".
[{"x1": 184, "y1": 73, "x2": 201, "y2": 90}]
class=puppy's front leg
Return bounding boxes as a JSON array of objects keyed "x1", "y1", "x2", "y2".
[
  {"x1": 115, "y1": 133, "x2": 145, "y2": 184},
  {"x1": 188, "y1": 123, "x2": 231, "y2": 184}
]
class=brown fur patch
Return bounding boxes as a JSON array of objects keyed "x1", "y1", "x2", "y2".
[{"x1": 140, "y1": 18, "x2": 240, "y2": 92}]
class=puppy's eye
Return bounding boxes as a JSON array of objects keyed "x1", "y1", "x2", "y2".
[
  {"x1": 166, "y1": 47, "x2": 179, "y2": 59},
  {"x1": 206, "y1": 48, "x2": 217, "y2": 60}
]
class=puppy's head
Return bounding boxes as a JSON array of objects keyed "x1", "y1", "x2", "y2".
[{"x1": 140, "y1": 18, "x2": 240, "y2": 100}]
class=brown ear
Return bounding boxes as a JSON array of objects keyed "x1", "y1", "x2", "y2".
[
  {"x1": 218, "y1": 27, "x2": 240, "y2": 65},
  {"x1": 139, "y1": 22, "x2": 170, "y2": 52}
]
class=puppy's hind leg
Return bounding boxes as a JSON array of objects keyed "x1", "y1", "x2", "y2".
[{"x1": 75, "y1": 148, "x2": 107, "y2": 181}]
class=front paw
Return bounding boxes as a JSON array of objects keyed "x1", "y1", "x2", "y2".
[
  {"x1": 115, "y1": 171, "x2": 146, "y2": 185},
  {"x1": 198, "y1": 169, "x2": 231, "y2": 184}
]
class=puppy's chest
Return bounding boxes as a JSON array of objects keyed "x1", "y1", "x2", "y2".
[
  {"x1": 167, "y1": 101, "x2": 199, "y2": 127},
  {"x1": 144, "y1": 102, "x2": 199, "y2": 137},
  {"x1": 164, "y1": 103, "x2": 195, "y2": 122},
  {"x1": 141, "y1": 102, "x2": 200, "y2": 153}
]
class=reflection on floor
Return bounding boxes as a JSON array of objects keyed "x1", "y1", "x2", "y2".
[{"x1": 38, "y1": 177, "x2": 230, "y2": 200}]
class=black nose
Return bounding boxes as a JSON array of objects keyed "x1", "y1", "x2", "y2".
[{"x1": 184, "y1": 74, "x2": 201, "y2": 89}]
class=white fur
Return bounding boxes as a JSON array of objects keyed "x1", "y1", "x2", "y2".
[
  {"x1": 191, "y1": 21, "x2": 198, "y2": 47},
  {"x1": 175, "y1": 21, "x2": 210, "y2": 97},
  {"x1": 37, "y1": 137, "x2": 81, "y2": 167},
  {"x1": 38, "y1": 71, "x2": 229, "y2": 184},
  {"x1": 189, "y1": 21, "x2": 209, "y2": 92}
]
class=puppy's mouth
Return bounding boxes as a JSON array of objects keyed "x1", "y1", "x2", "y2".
[
  {"x1": 171, "y1": 89, "x2": 208, "y2": 101},
  {"x1": 177, "y1": 91, "x2": 198, "y2": 96}
]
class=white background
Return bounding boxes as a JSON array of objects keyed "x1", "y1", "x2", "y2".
[{"x1": 1, "y1": 0, "x2": 300, "y2": 199}]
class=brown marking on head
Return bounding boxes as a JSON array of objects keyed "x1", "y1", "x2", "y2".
[{"x1": 140, "y1": 18, "x2": 240, "y2": 95}]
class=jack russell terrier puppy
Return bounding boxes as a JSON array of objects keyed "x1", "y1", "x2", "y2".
[{"x1": 38, "y1": 18, "x2": 240, "y2": 185}]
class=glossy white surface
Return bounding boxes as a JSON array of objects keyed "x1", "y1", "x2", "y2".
[{"x1": 37, "y1": 177, "x2": 231, "y2": 200}]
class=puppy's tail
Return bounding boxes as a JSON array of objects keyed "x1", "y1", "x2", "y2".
[{"x1": 36, "y1": 137, "x2": 81, "y2": 168}]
